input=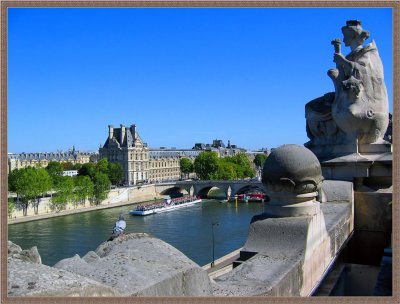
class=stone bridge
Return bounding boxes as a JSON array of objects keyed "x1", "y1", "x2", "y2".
[{"x1": 154, "y1": 180, "x2": 265, "y2": 200}]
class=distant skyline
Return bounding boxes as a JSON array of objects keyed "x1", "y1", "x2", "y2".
[{"x1": 8, "y1": 7, "x2": 393, "y2": 153}]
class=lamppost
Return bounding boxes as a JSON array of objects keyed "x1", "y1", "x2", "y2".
[{"x1": 211, "y1": 222, "x2": 219, "y2": 267}]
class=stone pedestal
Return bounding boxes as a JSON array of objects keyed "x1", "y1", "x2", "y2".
[{"x1": 311, "y1": 142, "x2": 392, "y2": 266}]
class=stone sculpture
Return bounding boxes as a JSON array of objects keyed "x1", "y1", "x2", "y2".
[{"x1": 305, "y1": 20, "x2": 389, "y2": 146}]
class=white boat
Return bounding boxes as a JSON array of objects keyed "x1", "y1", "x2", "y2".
[{"x1": 129, "y1": 196, "x2": 202, "y2": 216}]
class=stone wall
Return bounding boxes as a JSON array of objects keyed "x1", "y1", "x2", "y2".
[{"x1": 8, "y1": 185, "x2": 158, "y2": 222}]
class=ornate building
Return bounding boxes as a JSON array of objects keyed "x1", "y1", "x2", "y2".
[
  {"x1": 7, "y1": 147, "x2": 95, "y2": 173},
  {"x1": 99, "y1": 124, "x2": 264, "y2": 185},
  {"x1": 99, "y1": 124, "x2": 203, "y2": 185},
  {"x1": 99, "y1": 124, "x2": 150, "y2": 186}
]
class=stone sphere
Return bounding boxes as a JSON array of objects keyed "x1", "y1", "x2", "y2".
[{"x1": 262, "y1": 144, "x2": 323, "y2": 194}]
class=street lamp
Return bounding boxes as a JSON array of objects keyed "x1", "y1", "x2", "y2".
[{"x1": 211, "y1": 222, "x2": 219, "y2": 267}]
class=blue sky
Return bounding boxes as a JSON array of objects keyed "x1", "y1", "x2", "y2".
[{"x1": 8, "y1": 7, "x2": 393, "y2": 153}]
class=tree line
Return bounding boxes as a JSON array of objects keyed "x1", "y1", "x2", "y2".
[
  {"x1": 180, "y1": 151, "x2": 267, "y2": 180},
  {"x1": 8, "y1": 159, "x2": 124, "y2": 217}
]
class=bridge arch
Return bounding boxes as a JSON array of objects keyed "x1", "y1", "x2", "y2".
[
  {"x1": 231, "y1": 184, "x2": 266, "y2": 197},
  {"x1": 159, "y1": 186, "x2": 189, "y2": 197}
]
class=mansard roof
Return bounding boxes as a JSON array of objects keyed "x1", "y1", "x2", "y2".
[
  {"x1": 8, "y1": 150, "x2": 95, "y2": 161},
  {"x1": 102, "y1": 124, "x2": 148, "y2": 149},
  {"x1": 149, "y1": 149, "x2": 202, "y2": 159}
]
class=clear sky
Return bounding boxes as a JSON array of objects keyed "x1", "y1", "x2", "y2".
[{"x1": 8, "y1": 7, "x2": 393, "y2": 153}]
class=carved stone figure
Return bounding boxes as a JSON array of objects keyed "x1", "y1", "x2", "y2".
[{"x1": 305, "y1": 20, "x2": 389, "y2": 146}]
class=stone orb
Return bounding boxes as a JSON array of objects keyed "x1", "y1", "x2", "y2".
[{"x1": 262, "y1": 144, "x2": 323, "y2": 194}]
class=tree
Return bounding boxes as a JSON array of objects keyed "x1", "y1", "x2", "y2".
[
  {"x1": 72, "y1": 163, "x2": 83, "y2": 171},
  {"x1": 8, "y1": 199, "x2": 15, "y2": 219},
  {"x1": 14, "y1": 167, "x2": 38, "y2": 216},
  {"x1": 8, "y1": 169, "x2": 19, "y2": 192},
  {"x1": 31, "y1": 168, "x2": 52, "y2": 214},
  {"x1": 73, "y1": 175, "x2": 94, "y2": 208},
  {"x1": 180, "y1": 158, "x2": 193, "y2": 179},
  {"x1": 62, "y1": 162, "x2": 75, "y2": 171},
  {"x1": 216, "y1": 159, "x2": 237, "y2": 180},
  {"x1": 91, "y1": 172, "x2": 111, "y2": 205},
  {"x1": 96, "y1": 158, "x2": 109, "y2": 175},
  {"x1": 107, "y1": 162, "x2": 124, "y2": 185},
  {"x1": 193, "y1": 151, "x2": 219, "y2": 180},
  {"x1": 46, "y1": 161, "x2": 64, "y2": 177},
  {"x1": 46, "y1": 161, "x2": 64, "y2": 187},
  {"x1": 229, "y1": 153, "x2": 256, "y2": 179},
  {"x1": 51, "y1": 176, "x2": 74, "y2": 212},
  {"x1": 254, "y1": 154, "x2": 268, "y2": 168},
  {"x1": 78, "y1": 163, "x2": 96, "y2": 179}
]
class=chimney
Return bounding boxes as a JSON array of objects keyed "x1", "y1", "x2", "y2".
[
  {"x1": 108, "y1": 125, "x2": 114, "y2": 139},
  {"x1": 120, "y1": 124, "x2": 126, "y2": 146},
  {"x1": 130, "y1": 124, "x2": 137, "y2": 140}
]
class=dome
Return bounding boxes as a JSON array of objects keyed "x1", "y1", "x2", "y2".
[{"x1": 262, "y1": 144, "x2": 323, "y2": 194}]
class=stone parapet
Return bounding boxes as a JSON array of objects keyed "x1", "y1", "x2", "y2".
[
  {"x1": 8, "y1": 234, "x2": 213, "y2": 297},
  {"x1": 212, "y1": 197, "x2": 353, "y2": 296},
  {"x1": 54, "y1": 233, "x2": 212, "y2": 296}
]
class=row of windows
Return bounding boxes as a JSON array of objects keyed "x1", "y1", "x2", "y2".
[
  {"x1": 131, "y1": 172, "x2": 148, "y2": 181},
  {"x1": 150, "y1": 161, "x2": 179, "y2": 168},
  {"x1": 151, "y1": 173, "x2": 180, "y2": 179},
  {"x1": 130, "y1": 152, "x2": 148, "y2": 161},
  {"x1": 150, "y1": 168, "x2": 179, "y2": 174}
]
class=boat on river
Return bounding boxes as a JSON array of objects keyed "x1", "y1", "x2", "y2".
[
  {"x1": 129, "y1": 195, "x2": 202, "y2": 216},
  {"x1": 229, "y1": 193, "x2": 267, "y2": 203}
]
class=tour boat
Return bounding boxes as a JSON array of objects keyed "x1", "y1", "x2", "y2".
[{"x1": 129, "y1": 196, "x2": 202, "y2": 216}]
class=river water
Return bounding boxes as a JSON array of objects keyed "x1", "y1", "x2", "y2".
[{"x1": 8, "y1": 199, "x2": 263, "y2": 267}]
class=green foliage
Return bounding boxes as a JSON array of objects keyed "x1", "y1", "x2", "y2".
[
  {"x1": 32, "y1": 168, "x2": 52, "y2": 214},
  {"x1": 193, "y1": 151, "x2": 220, "y2": 180},
  {"x1": 13, "y1": 167, "x2": 52, "y2": 215},
  {"x1": 92, "y1": 172, "x2": 111, "y2": 205},
  {"x1": 8, "y1": 199, "x2": 15, "y2": 218},
  {"x1": 46, "y1": 161, "x2": 64, "y2": 177},
  {"x1": 46, "y1": 161, "x2": 64, "y2": 187},
  {"x1": 96, "y1": 158, "x2": 109, "y2": 175},
  {"x1": 193, "y1": 151, "x2": 255, "y2": 181},
  {"x1": 228, "y1": 153, "x2": 256, "y2": 179},
  {"x1": 216, "y1": 159, "x2": 237, "y2": 180},
  {"x1": 73, "y1": 163, "x2": 83, "y2": 171},
  {"x1": 62, "y1": 162, "x2": 75, "y2": 170},
  {"x1": 72, "y1": 175, "x2": 94, "y2": 208},
  {"x1": 254, "y1": 154, "x2": 268, "y2": 168},
  {"x1": 51, "y1": 176, "x2": 74, "y2": 212},
  {"x1": 107, "y1": 162, "x2": 124, "y2": 185},
  {"x1": 78, "y1": 163, "x2": 97, "y2": 179},
  {"x1": 180, "y1": 158, "x2": 193, "y2": 178},
  {"x1": 8, "y1": 169, "x2": 19, "y2": 192}
]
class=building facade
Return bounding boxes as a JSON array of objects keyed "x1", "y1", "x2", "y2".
[
  {"x1": 193, "y1": 139, "x2": 246, "y2": 157},
  {"x1": 99, "y1": 124, "x2": 267, "y2": 185},
  {"x1": 149, "y1": 149, "x2": 201, "y2": 183},
  {"x1": 7, "y1": 147, "x2": 96, "y2": 173},
  {"x1": 99, "y1": 124, "x2": 204, "y2": 185},
  {"x1": 99, "y1": 124, "x2": 150, "y2": 186}
]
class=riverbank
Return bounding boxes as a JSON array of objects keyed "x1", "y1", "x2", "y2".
[
  {"x1": 8, "y1": 198, "x2": 143, "y2": 225},
  {"x1": 8, "y1": 185, "x2": 161, "y2": 225}
]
